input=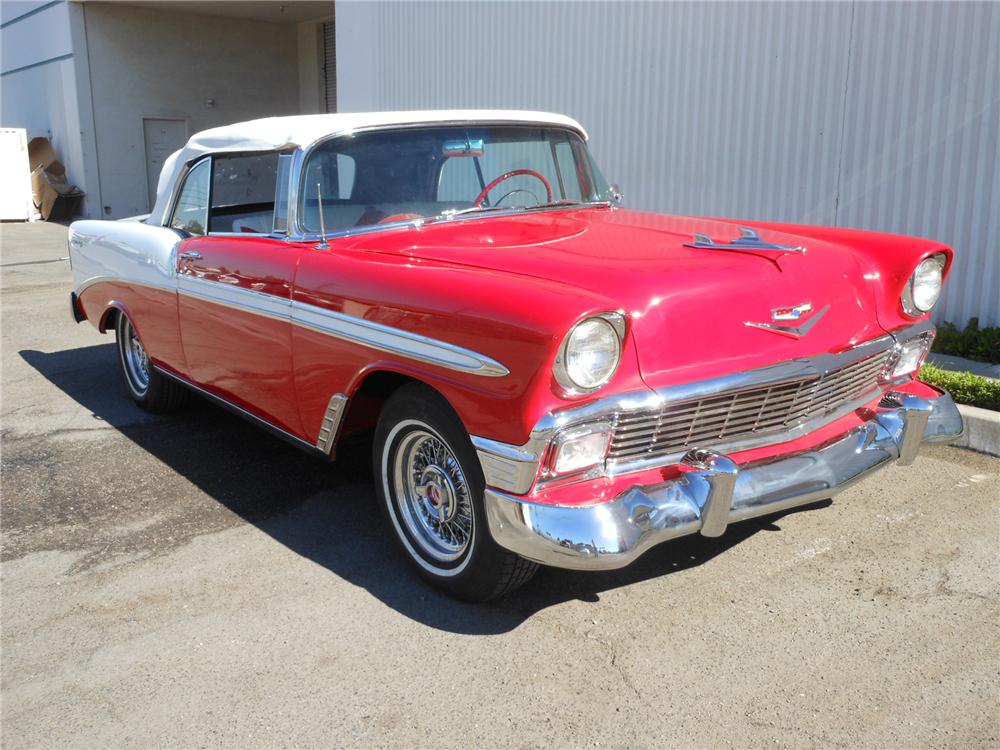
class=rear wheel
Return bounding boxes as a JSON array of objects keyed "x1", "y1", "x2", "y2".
[
  {"x1": 115, "y1": 312, "x2": 187, "y2": 413},
  {"x1": 373, "y1": 383, "x2": 537, "y2": 601}
]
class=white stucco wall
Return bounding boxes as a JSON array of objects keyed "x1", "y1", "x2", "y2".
[
  {"x1": 335, "y1": 1, "x2": 1000, "y2": 328},
  {"x1": 81, "y1": 2, "x2": 301, "y2": 218}
]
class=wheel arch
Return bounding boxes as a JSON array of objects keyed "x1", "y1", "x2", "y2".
[
  {"x1": 98, "y1": 301, "x2": 129, "y2": 334},
  {"x1": 336, "y1": 366, "x2": 468, "y2": 451}
]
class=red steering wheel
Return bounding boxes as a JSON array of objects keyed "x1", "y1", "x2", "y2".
[{"x1": 474, "y1": 169, "x2": 553, "y2": 208}]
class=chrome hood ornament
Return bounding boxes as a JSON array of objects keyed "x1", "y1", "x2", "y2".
[
  {"x1": 745, "y1": 303, "x2": 829, "y2": 338},
  {"x1": 685, "y1": 227, "x2": 806, "y2": 268}
]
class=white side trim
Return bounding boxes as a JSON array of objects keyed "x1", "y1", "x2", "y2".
[
  {"x1": 291, "y1": 299, "x2": 509, "y2": 377},
  {"x1": 174, "y1": 274, "x2": 509, "y2": 378},
  {"x1": 76, "y1": 275, "x2": 174, "y2": 296},
  {"x1": 177, "y1": 274, "x2": 291, "y2": 321}
]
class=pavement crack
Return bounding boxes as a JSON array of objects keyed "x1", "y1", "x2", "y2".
[
  {"x1": 585, "y1": 631, "x2": 644, "y2": 703},
  {"x1": 745, "y1": 715, "x2": 850, "y2": 748}
]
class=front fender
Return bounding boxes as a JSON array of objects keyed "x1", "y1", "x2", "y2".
[{"x1": 741, "y1": 221, "x2": 954, "y2": 333}]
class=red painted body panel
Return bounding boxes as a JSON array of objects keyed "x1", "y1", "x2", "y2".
[
  {"x1": 345, "y1": 210, "x2": 900, "y2": 385},
  {"x1": 291, "y1": 237, "x2": 648, "y2": 444},
  {"x1": 78, "y1": 280, "x2": 187, "y2": 374},
  {"x1": 176, "y1": 235, "x2": 304, "y2": 436}
]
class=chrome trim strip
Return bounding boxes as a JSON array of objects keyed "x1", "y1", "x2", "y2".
[
  {"x1": 888, "y1": 317, "x2": 935, "y2": 341},
  {"x1": 173, "y1": 275, "x2": 509, "y2": 377},
  {"x1": 290, "y1": 299, "x2": 509, "y2": 377},
  {"x1": 153, "y1": 366, "x2": 325, "y2": 456},
  {"x1": 76, "y1": 275, "x2": 174, "y2": 296},
  {"x1": 316, "y1": 392, "x2": 349, "y2": 455},
  {"x1": 484, "y1": 391, "x2": 963, "y2": 571},
  {"x1": 177, "y1": 274, "x2": 291, "y2": 322}
]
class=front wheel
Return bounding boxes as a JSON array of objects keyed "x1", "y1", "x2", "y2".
[
  {"x1": 115, "y1": 311, "x2": 188, "y2": 413},
  {"x1": 373, "y1": 384, "x2": 537, "y2": 601}
]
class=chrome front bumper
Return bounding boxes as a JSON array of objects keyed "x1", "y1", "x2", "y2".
[{"x1": 484, "y1": 390, "x2": 964, "y2": 571}]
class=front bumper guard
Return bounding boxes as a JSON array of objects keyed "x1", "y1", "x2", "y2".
[{"x1": 484, "y1": 390, "x2": 963, "y2": 571}]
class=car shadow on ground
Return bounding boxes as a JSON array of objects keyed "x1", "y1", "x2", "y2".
[{"x1": 21, "y1": 343, "x2": 833, "y2": 634}]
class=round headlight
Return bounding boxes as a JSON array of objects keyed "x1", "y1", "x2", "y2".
[
  {"x1": 902, "y1": 253, "x2": 945, "y2": 316},
  {"x1": 555, "y1": 315, "x2": 623, "y2": 392}
]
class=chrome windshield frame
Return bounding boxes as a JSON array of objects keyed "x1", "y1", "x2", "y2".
[{"x1": 286, "y1": 121, "x2": 604, "y2": 242}]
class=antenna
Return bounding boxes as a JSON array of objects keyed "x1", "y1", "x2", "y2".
[{"x1": 316, "y1": 182, "x2": 329, "y2": 250}]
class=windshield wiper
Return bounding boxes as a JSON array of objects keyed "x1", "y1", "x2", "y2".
[
  {"x1": 429, "y1": 200, "x2": 611, "y2": 221},
  {"x1": 523, "y1": 200, "x2": 611, "y2": 211},
  {"x1": 434, "y1": 205, "x2": 512, "y2": 220},
  {"x1": 434, "y1": 200, "x2": 609, "y2": 222}
]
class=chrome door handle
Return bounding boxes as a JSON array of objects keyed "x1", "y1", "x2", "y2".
[{"x1": 179, "y1": 251, "x2": 202, "y2": 260}]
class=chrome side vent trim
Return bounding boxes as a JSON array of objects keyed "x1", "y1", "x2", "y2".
[{"x1": 316, "y1": 392, "x2": 349, "y2": 455}]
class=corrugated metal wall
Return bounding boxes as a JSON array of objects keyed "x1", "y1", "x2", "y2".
[
  {"x1": 322, "y1": 19, "x2": 337, "y2": 112},
  {"x1": 336, "y1": 1, "x2": 999, "y2": 327}
]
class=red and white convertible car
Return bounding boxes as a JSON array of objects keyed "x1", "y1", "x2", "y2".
[{"x1": 69, "y1": 111, "x2": 962, "y2": 600}]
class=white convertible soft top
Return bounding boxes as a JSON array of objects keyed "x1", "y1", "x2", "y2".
[{"x1": 147, "y1": 109, "x2": 587, "y2": 226}]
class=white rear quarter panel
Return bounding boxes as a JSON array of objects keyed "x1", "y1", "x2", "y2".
[{"x1": 69, "y1": 219, "x2": 181, "y2": 295}]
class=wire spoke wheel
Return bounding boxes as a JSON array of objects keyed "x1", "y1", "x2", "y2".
[
  {"x1": 118, "y1": 315, "x2": 150, "y2": 395},
  {"x1": 375, "y1": 384, "x2": 538, "y2": 600},
  {"x1": 392, "y1": 429, "x2": 473, "y2": 562}
]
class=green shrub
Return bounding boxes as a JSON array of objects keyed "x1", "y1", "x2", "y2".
[
  {"x1": 920, "y1": 363, "x2": 1000, "y2": 411},
  {"x1": 932, "y1": 318, "x2": 1000, "y2": 364}
]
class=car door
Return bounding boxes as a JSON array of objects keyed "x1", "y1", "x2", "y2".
[{"x1": 171, "y1": 152, "x2": 305, "y2": 437}]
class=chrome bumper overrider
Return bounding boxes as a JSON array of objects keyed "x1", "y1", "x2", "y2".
[{"x1": 484, "y1": 390, "x2": 963, "y2": 571}]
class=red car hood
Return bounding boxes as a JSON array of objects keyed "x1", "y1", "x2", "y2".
[{"x1": 351, "y1": 208, "x2": 887, "y2": 386}]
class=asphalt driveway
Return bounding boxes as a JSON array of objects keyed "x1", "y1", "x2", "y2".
[{"x1": 2, "y1": 222, "x2": 998, "y2": 748}]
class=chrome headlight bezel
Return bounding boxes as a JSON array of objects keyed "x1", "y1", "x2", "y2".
[
  {"x1": 901, "y1": 253, "x2": 946, "y2": 317},
  {"x1": 547, "y1": 421, "x2": 614, "y2": 476},
  {"x1": 553, "y1": 312, "x2": 625, "y2": 394}
]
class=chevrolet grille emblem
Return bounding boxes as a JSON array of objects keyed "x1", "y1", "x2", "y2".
[{"x1": 745, "y1": 303, "x2": 829, "y2": 338}]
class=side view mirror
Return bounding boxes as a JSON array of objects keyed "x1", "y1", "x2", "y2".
[{"x1": 610, "y1": 184, "x2": 624, "y2": 206}]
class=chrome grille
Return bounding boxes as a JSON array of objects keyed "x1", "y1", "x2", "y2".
[{"x1": 608, "y1": 349, "x2": 892, "y2": 462}]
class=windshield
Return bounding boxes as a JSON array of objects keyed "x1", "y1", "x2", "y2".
[{"x1": 299, "y1": 125, "x2": 611, "y2": 234}]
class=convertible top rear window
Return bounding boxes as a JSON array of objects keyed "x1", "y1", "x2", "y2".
[{"x1": 299, "y1": 125, "x2": 611, "y2": 235}]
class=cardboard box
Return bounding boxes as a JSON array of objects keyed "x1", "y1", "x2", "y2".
[{"x1": 27, "y1": 137, "x2": 85, "y2": 221}]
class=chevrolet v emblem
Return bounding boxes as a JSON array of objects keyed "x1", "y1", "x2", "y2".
[
  {"x1": 772, "y1": 303, "x2": 813, "y2": 321},
  {"x1": 745, "y1": 303, "x2": 829, "y2": 338}
]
